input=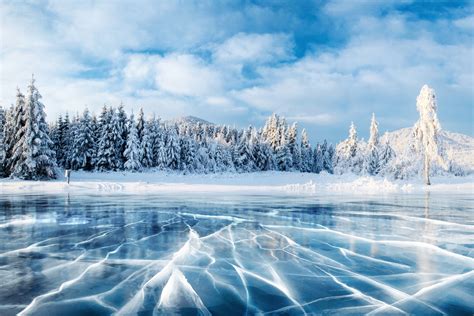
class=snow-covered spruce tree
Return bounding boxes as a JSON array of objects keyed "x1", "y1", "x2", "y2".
[
  {"x1": 413, "y1": 85, "x2": 445, "y2": 185},
  {"x1": 11, "y1": 77, "x2": 56, "y2": 179},
  {"x1": 0, "y1": 106, "x2": 5, "y2": 176},
  {"x1": 334, "y1": 122, "x2": 362, "y2": 174},
  {"x1": 276, "y1": 132, "x2": 292, "y2": 171},
  {"x1": 287, "y1": 122, "x2": 300, "y2": 170},
  {"x1": 212, "y1": 142, "x2": 226, "y2": 173},
  {"x1": 124, "y1": 113, "x2": 143, "y2": 171},
  {"x1": 140, "y1": 117, "x2": 155, "y2": 168},
  {"x1": 299, "y1": 129, "x2": 312, "y2": 172},
  {"x1": 65, "y1": 114, "x2": 80, "y2": 169},
  {"x1": 234, "y1": 127, "x2": 255, "y2": 172},
  {"x1": 153, "y1": 117, "x2": 165, "y2": 167},
  {"x1": 70, "y1": 108, "x2": 95, "y2": 170},
  {"x1": 5, "y1": 89, "x2": 26, "y2": 175},
  {"x1": 323, "y1": 142, "x2": 334, "y2": 174},
  {"x1": 204, "y1": 140, "x2": 217, "y2": 173},
  {"x1": 90, "y1": 114, "x2": 99, "y2": 169},
  {"x1": 116, "y1": 103, "x2": 128, "y2": 168},
  {"x1": 179, "y1": 136, "x2": 197, "y2": 172},
  {"x1": 252, "y1": 129, "x2": 273, "y2": 171},
  {"x1": 95, "y1": 105, "x2": 116, "y2": 171},
  {"x1": 49, "y1": 116, "x2": 61, "y2": 166},
  {"x1": 262, "y1": 113, "x2": 281, "y2": 152},
  {"x1": 214, "y1": 132, "x2": 235, "y2": 172},
  {"x1": 136, "y1": 108, "x2": 148, "y2": 166},
  {"x1": 109, "y1": 105, "x2": 127, "y2": 170},
  {"x1": 165, "y1": 125, "x2": 180, "y2": 170},
  {"x1": 2, "y1": 105, "x2": 15, "y2": 176},
  {"x1": 155, "y1": 126, "x2": 167, "y2": 170},
  {"x1": 378, "y1": 140, "x2": 395, "y2": 175},
  {"x1": 313, "y1": 143, "x2": 323, "y2": 173},
  {"x1": 364, "y1": 113, "x2": 381, "y2": 175},
  {"x1": 58, "y1": 113, "x2": 71, "y2": 168}
]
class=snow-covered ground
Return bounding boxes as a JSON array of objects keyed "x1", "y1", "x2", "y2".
[{"x1": 1, "y1": 171, "x2": 472, "y2": 195}]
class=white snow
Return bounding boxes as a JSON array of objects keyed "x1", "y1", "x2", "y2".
[{"x1": 1, "y1": 171, "x2": 472, "y2": 195}]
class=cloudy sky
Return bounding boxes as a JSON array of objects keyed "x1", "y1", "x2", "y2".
[{"x1": 1, "y1": 0, "x2": 473, "y2": 143}]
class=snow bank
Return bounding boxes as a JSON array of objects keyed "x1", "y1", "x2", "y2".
[{"x1": 0, "y1": 171, "x2": 472, "y2": 196}]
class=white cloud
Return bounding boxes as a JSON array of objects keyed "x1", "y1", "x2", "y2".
[
  {"x1": 154, "y1": 54, "x2": 222, "y2": 97},
  {"x1": 454, "y1": 14, "x2": 474, "y2": 30},
  {"x1": 213, "y1": 33, "x2": 293, "y2": 65},
  {"x1": 122, "y1": 53, "x2": 223, "y2": 97}
]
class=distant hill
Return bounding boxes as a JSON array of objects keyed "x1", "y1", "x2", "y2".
[
  {"x1": 171, "y1": 116, "x2": 214, "y2": 126},
  {"x1": 381, "y1": 128, "x2": 474, "y2": 174}
]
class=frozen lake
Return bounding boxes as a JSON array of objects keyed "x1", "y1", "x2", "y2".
[{"x1": 0, "y1": 193, "x2": 473, "y2": 315}]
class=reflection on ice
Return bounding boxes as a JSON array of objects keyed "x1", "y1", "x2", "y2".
[{"x1": 0, "y1": 193, "x2": 473, "y2": 315}]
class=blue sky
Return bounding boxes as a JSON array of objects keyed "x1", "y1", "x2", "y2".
[{"x1": 1, "y1": 0, "x2": 473, "y2": 143}]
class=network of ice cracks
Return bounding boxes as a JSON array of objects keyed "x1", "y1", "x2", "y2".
[{"x1": 0, "y1": 194, "x2": 473, "y2": 315}]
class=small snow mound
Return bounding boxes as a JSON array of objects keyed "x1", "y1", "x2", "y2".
[
  {"x1": 96, "y1": 182, "x2": 124, "y2": 192},
  {"x1": 326, "y1": 177, "x2": 412, "y2": 194},
  {"x1": 283, "y1": 181, "x2": 316, "y2": 194}
]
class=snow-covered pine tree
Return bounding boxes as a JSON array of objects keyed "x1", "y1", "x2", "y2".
[
  {"x1": 5, "y1": 89, "x2": 26, "y2": 175},
  {"x1": 299, "y1": 129, "x2": 312, "y2": 172},
  {"x1": 165, "y1": 125, "x2": 180, "y2": 169},
  {"x1": 378, "y1": 140, "x2": 395, "y2": 175},
  {"x1": 287, "y1": 122, "x2": 300, "y2": 170},
  {"x1": 95, "y1": 105, "x2": 115, "y2": 171},
  {"x1": 313, "y1": 143, "x2": 323, "y2": 173},
  {"x1": 65, "y1": 114, "x2": 80, "y2": 169},
  {"x1": 0, "y1": 106, "x2": 5, "y2": 176},
  {"x1": 2, "y1": 104, "x2": 15, "y2": 176},
  {"x1": 155, "y1": 134, "x2": 167, "y2": 170},
  {"x1": 365, "y1": 113, "x2": 381, "y2": 175},
  {"x1": 348, "y1": 122, "x2": 358, "y2": 159},
  {"x1": 124, "y1": 113, "x2": 143, "y2": 171},
  {"x1": 179, "y1": 136, "x2": 196, "y2": 172},
  {"x1": 49, "y1": 116, "x2": 61, "y2": 166},
  {"x1": 334, "y1": 122, "x2": 361, "y2": 174},
  {"x1": 136, "y1": 108, "x2": 147, "y2": 166},
  {"x1": 215, "y1": 132, "x2": 235, "y2": 172},
  {"x1": 109, "y1": 105, "x2": 127, "y2": 170},
  {"x1": 367, "y1": 113, "x2": 379, "y2": 150},
  {"x1": 262, "y1": 113, "x2": 281, "y2": 152},
  {"x1": 251, "y1": 129, "x2": 273, "y2": 171},
  {"x1": 136, "y1": 108, "x2": 145, "y2": 140},
  {"x1": 70, "y1": 108, "x2": 95, "y2": 170},
  {"x1": 58, "y1": 113, "x2": 71, "y2": 168},
  {"x1": 152, "y1": 117, "x2": 165, "y2": 167},
  {"x1": 11, "y1": 76, "x2": 56, "y2": 179},
  {"x1": 413, "y1": 85, "x2": 444, "y2": 185},
  {"x1": 204, "y1": 140, "x2": 217, "y2": 173},
  {"x1": 234, "y1": 127, "x2": 255, "y2": 172},
  {"x1": 276, "y1": 132, "x2": 292, "y2": 171},
  {"x1": 212, "y1": 142, "x2": 226, "y2": 173},
  {"x1": 139, "y1": 117, "x2": 153, "y2": 168},
  {"x1": 90, "y1": 114, "x2": 99, "y2": 169},
  {"x1": 116, "y1": 103, "x2": 128, "y2": 168},
  {"x1": 323, "y1": 142, "x2": 334, "y2": 174}
]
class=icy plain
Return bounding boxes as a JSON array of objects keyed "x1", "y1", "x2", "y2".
[{"x1": 0, "y1": 190, "x2": 473, "y2": 315}]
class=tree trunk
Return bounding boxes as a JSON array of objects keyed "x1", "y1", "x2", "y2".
[{"x1": 424, "y1": 153, "x2": 430, "y2": 185}]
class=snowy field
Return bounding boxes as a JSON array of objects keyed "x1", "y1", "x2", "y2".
[{"x1": 1, "y1": 171, "x2": 473, "y2": 196}]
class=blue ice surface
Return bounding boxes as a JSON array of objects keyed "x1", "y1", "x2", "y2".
[{"x1": 0, "y1": 192, "x2": 473, "y2": 315}]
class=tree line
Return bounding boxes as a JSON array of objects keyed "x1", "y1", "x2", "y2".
[
  {"x1": 2, "y1": 78, "x2": 448, "y2": 183},
  {"x1": 1, "y1": 78, "x2": 339, "y2": 179}
]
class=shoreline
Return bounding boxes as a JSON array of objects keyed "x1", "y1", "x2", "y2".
[{"x1": 1, "y1": 171, "x2": 473, "y2": 196}]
